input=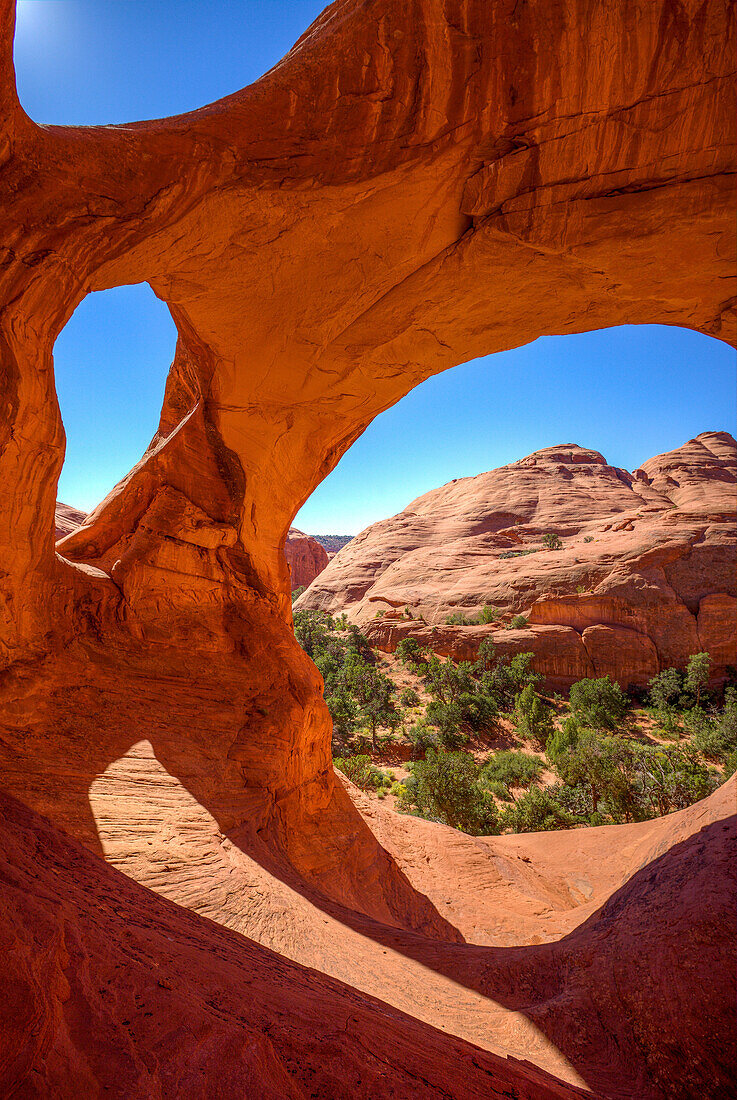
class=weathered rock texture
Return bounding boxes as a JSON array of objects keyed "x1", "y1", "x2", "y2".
[
  {"x1": 300, "y1": 434, "x2": 737, "y2": 689},
  {"x1": 285, "y1": 526, "x2": 330, "y2": 587},
  {"x1": 55, "y1": 505, "x2": 329, "y2": 587},
  {"x1": 53, "y1": 501, "x2": 86, "y2": 541},
  {"x1": 1, "y1": 0, "x2": 735, "y2": 1095}
]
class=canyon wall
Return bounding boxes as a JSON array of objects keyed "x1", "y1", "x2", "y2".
[{"x1": 1, "y1": 0, "x2": 735, "y2": 1095}]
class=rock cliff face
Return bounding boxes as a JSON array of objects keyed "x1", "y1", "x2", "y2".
[
  {"x1": 285, "y1": 527, "x2": 330, "y2": 588},
  {"x1": 1, "y1": 0, "x2": 735, "y2": 1095},
  {"x1": 300, "y1": 433, "x2": 737, "y2": 688},
  {"x1": 53, "y1": 501, "x2": 86, "y2": 541}
]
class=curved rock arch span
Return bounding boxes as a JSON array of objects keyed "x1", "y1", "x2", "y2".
[{"x1": 1, "y1": 1, "x2": 735, "y2": 1095}]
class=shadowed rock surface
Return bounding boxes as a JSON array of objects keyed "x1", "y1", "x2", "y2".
[
  {"x1": 1, "y1": 0, "x2": 735, "y2": 1095},
  {"x1": 299, "y1": 433, "x2": 737, "y2": 688}
]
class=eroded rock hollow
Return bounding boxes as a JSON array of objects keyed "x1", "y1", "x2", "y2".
[{"x1": 1, "y1": 0, "x2": 735, "y2": 1095}]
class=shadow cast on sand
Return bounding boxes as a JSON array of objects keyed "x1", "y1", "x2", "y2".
[{"x1": 1, "y1": 630, "x2": 735, "y2": 1098}]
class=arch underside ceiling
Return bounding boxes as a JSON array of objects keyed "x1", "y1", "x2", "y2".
[{"x1": 0, "y1": 2, "x2": 735, "y2": 1092}]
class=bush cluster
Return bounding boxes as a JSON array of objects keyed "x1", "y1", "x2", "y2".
[
  {"x1": 294, "y1": 610, "x2": 399, "y2": 753},
  {"x1": 294, "y1": 612, "x2": 733, "y2": 839}
]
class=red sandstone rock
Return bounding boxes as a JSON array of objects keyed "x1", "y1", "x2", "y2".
[
  {"x1": 55, "y1": 506, "x2": 328, "y2": 589},
  {"x1": 299, "y1": 434, "x2": 737, "y2": 687},
  {"x1": 285, "y1": 526, "x2": 329, "y2": 588},
  {"x1": 0, "y1": 0, "x2": 735, "y2": 1095},
  {"x1": 53, "y1": 501, "x2": 85, "y2": 541},
  {"x1": 0, "y1": 789, "x2": 588, "y2": 1100}
]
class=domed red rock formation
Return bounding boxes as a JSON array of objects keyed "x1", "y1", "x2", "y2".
[
  {"x1": 285, "y1": 526, "x2": 330, "y2": 588},
  {"x1": 299, "y1": 433, "x2": 737, "y2": 689},
  {"x1": 1, "y1": 0, "x2": 735, "y2": 1095},
  {"x1": 53, "y1": 501, "x2": 86, "y2": 541}
]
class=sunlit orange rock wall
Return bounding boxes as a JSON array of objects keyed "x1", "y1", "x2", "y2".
[
  {"x1": 0, "y1": 0, "x2": 735, "y2": 1093},
  {"x1": 285, "y1": 527, "x2": 330, "y2": 588}
]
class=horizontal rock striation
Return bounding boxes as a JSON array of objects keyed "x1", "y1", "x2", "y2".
[{"x1": 56, "y1": 505, "x2": 329, "y2": 588}]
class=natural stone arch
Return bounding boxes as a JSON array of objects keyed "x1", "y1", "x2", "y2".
[
  {"x1": 1, "y1": 2, "x2": 736, "y2": 1094},
  {"x1": 0, "y1": 0, "x2": 734, "y2": 899}
]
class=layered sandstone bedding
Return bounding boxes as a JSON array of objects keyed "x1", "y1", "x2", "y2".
[
  {"x1": 55, "y1": 505, "x2": 329, "y2": 587},
  {"x1": 300, "y1": 433, "x2": 737, "y2": 688},
  {"x1": 1, "y1": 0, "x2": 735, "y2": 1095}
]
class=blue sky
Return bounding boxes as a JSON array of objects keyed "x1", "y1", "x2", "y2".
[{"x1": 16, "y1": 2, "x2": 736, "y2": 530}]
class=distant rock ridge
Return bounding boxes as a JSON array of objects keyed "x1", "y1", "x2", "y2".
[
  {"x1": 296, "y1": 432, "x2": 737, "y2": 688},
  {"x1": 311, "y1": 534, "x2": 354, "y2": 556}
]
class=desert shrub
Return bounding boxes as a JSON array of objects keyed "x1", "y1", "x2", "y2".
[
  {"x1": 478, "y1": 604, "x2": 502, "y2": 624},
  {"x1": 324, "y1": 685, "x2": 359, "y2": 751},
  {"x1": 406, "y1": 720, "x2": 439, "y2": 758},
  {"x1": 342, "y1": 623, "x2": 373, "y2": 657},
  {"x1": 583, "y1": 536, "x2": 594, "y2": 543},
  {"x1": 481, "y1": 750, "x2": 544, "y2": 793},
  {"x1": 551, "y1": 731, "x2": 719, "y2": 822},
  {"x1": 423, "y1": 656, "x2": 474, "y2": 703},
  {"x1": 551, "y1": 780, "x2": 598, "y2": 820},
  {"x1": 479, "y1": 650, "x2": 539, "y2": 710},
  {"x1": 513, "y1": 684, "x2": 555, "y2": 746},
  {"x1": 655, "y1": 708, "x2": 682, "y2": 740},
  {"x1": 499, "y1": 548, "x2": 539, "y2": 559},
  {"x1": 569, "y1": 676, "x2": 628, "y2": 731},
  {"x1": 334, "y1": 755, "x2": 389, "y2": 792},
  {"x1": 541, "y1": 533, "x2": 563, "y2": 551},
  {"x1": 691, "y1": 696, "x2": 737, "y2": 761},
  {"x1": 647, "y1": 667, "x2": 684, "y2": 711},
  {"x1": 485, "y1": 779, "x2": 514, "y2": 802},
  {"x1": 293, "y1": 609, "x2": 334, "y2": 658},
  {"x1": 425, "y1": 701, "x2": 468, "y2": 748},
  {"x1": 456, "y1": 690, "x2": 498, "y2": 732},
  {"x1": 508, "y1": 614, "x2": 529, "y2": 629},
  {"x1": 295, "y1": 613, "x2": 399, "y2": 752},
  {"x1": 343, "y1": 655, "x2": 400, "y2": 750},
  {"x1": 632, "y1": 744, "x2": 718, "y2": 815},
  {"x1": 553, "y1": 729, "x2": 639, "y2": 819},
  {"x1": 399, "y1": 686, "x2": 420, "y2": 708},
  {"x1": 499, "y1": 786, "x2": 576, "y2": 832},
  {"x1": 545, "y1": 715, "x2": 580, "y2": 764},
  {"x1": 291, "y1": 585, "x2": 306, "y2": 602},
  {"x1": 395, "y1": 637, "x2": 427, "y2": 668},
  {"x1": 398, "y1": 750, "x2": 498, "y2": 834},
  {"x1": 445, "y1": 610, "x2": 476, "y2": 626},
  {"x1": 685, "y1": 651, "x2": 712, "y2": 706}
]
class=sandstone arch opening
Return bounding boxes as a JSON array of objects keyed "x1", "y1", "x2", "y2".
[
  {"x1": 294, "y1": 322, "x2": 737, "y2": 539},
  {"x1": 2, "y1": 0, "x2": 735, "y2": 1095},
  {"x1": 53, "y1": 283, "x2": 177, "y2": 538}
]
